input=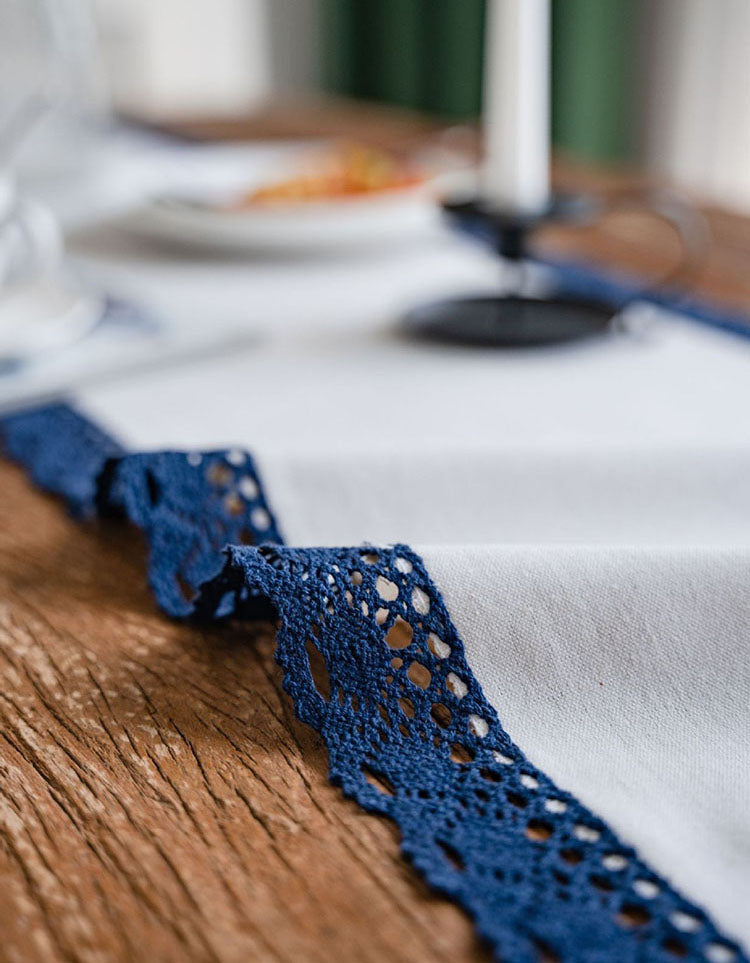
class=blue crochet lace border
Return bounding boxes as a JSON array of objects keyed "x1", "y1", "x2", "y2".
[{"x1": 1, "y1": 403, "x2": 745, "y2": 963}]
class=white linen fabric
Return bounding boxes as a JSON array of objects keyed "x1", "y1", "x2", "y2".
[
  {"x1": 74, "y1": 298, "x2": 750, "y2": 552},
  {"x1": 422, "y1": 545, "x2": 750, "y2": 948},
  {"x1": 62, "y1": 207, "x2": 750, "y2": 947}
]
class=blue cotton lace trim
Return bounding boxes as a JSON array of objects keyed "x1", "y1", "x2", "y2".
[
  {"x1": 102, "y1": 449, "x2": 284, "y2": 616},
  {"x1": 1, "y1": 405, "x2": 283, "y2": 615},
  {"x1": 1, "y1": 403, "x2": 124, "y2": 518},
  {"x1": 1, "y1": 404, "x2": 746, "y2": 963}
]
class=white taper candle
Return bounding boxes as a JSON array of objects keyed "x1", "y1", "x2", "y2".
[{"x1": 482, "y1": 0, "x2": 551, "y2": 215}]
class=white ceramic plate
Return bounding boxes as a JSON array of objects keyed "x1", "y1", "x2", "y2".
[{"x1": 123, "y1": 180, "x2": 443, "y2": 255}]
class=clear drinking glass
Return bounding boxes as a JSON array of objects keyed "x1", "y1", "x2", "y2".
[
  {"x1": 0, "y1": 0, "x2": 110, "y2": 370},
  {"x1": 0, "y1": 0, "x2": 104, "y2": 287}
]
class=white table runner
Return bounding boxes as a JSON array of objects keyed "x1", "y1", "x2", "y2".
[{"x1": 62, "y1": 251, "x2": 750, "y2": 948}]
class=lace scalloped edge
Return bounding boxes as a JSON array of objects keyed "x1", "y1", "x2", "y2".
[{"x1": 1, "y1": 404, "x2": 746, "y2": 963}]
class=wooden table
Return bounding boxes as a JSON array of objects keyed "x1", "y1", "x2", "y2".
[
  {"x1": 3, "y1": 101, "x2": 750, "y2": 963},
  {"x1": 0, "y1": 462, "x2": 489, "y2": 963}
]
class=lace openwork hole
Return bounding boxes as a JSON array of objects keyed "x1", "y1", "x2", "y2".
[
  {"x1": 591, "y1": 874, "x2": 615, "y2": 893},
  {"x1": 468, "y1": 714, "x2": 489, "y2": 738},
  {"x1": 428, "y1": 633, "x2": 450, "y2": 659},
  {"x1": 407, "y1": 661, "x2": 432, "y2": 689},
  {"x1": 376, "y1": 703, "x2": 392, "y2": 726},
  {"x1": 176, "y1": 572, "x2": 197, "y2": 603},
  {"x1": 224, "y1": 492, "x2": 244, "y2": 517},
  {"x1": 704, "y1": 945, "x2": 738, "y2": 963},
  {"x1": 251, "y1": 507, "x2": 271, "y2": 530},
  {"x1": 437, "y1": 840, "x2": 464, "y2": 872},
  {"x1": 663, "y1": 937, "x2": 688, "y2": 958},
  {"x1": 617, "y1": 904, "x2": 651, "y2": 928},
  {"x1": 206, "y1": 462, "x2": 232, "y2": 487},
  {"x1": 670, "y1": 911, "x2": 702, "y2": 934},
  {"x1": 385, "y1": 617, "x2": 413, "y2": 650},
  {"x1": 526, "y1": 819, "x2": 554, "y2": 842},
  {"x1": 376, "y1": 576, "x2": 399, "y2": 601},
  {"x1": 305, "y1": 639, "x2": 331, "y2": 702},
  {"x1": 560, "y1": 849, "x2": 583, "y2": 866},
  {"x1": 450, "y1": 743, "x2": 475, "y2": 764},
  {"x1": 480, "y1": 767, "x2": 503, "y2": 784},
  {"x1": 362, "y1": 765, "x2": 395, "y2": 796},
  {"x1": 574, "y1": 825, "x2": 601, "y2": 843},
  {"x1": 446, "y1": 672, "x2": 468, "y2": 699},
  {"x1": 411, "y1": 587, "x2": 430, "y2": 614},
  {"x1": 430, "y1": 703, "x2": 452, "y2": 728},
  {"x1": 399, "y1": 697, "x2": 415, "y2": 719},
  {"x1": 237, "y1": 475, "x2": 258, "y2": 499},
  {"x1": 145, "y1": 468, "x2": 161, "y2": 506},
  {"x1": 633, "y1": 879, "x2": 660, "y2": 900}
]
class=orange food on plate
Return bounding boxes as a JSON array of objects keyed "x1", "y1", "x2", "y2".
[{"x1": 234, "y1": 143, "x2": 426, "y2": 206}]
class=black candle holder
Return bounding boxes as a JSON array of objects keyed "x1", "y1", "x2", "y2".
[{"x1": 402, "y1": 194, "x2": 617, "y2": 348}]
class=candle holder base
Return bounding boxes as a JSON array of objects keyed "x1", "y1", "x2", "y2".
[
  {"x1": 402, "y1": 293, "x2": 614, "y2": 348},
  {"x1": 401, "y1": 193, "x2": 615, "y2": 347},
  {"x1": 441, "y1": 193, "x2": 599, "y2": 259}
]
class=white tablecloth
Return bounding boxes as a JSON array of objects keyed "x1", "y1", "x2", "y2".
[{"x1": 49, "y1": 171, "x2": 750, "y2": 948}]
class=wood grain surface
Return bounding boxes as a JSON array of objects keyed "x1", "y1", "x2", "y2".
[{"x1": 0, "y1": 460, "x2": 490, "y2": 962}]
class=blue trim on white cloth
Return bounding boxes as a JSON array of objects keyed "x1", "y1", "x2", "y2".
[{"x1": 1, "y1": 404, "x2": 746, "y2": 963}]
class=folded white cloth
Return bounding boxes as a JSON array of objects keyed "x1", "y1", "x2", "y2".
[{"x1": 424, "y1": 545, "x2": 750, "y2": 946}]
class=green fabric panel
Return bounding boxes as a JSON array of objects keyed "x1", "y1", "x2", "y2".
[
  {"x1": 322, "y1": 0, "x2": 425, "y2": 107},
  {"x1": 551, "y1": 0, "x2": 635, "y2": 162},
  {"x1": 320, "y1": 0, "x2": 636, "y2": 163},
  {"x1": 423, "y1": 0, "x2": 485, "y2": 118},
  {"x1": 368, "y1": 0, "x2": 425, "y2": 108},
  {"x1": 320, "y1": 0, "x2": 358, "y2": 95},
  {"x1": 348, "y1": 0, "x2": 378, "y2": 99}
]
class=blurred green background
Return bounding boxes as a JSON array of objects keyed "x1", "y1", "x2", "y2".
[{"x1": 321, "y1": 0, "x2": 636, "y2": 164}]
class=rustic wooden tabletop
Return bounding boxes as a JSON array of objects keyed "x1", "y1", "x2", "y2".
[
  {"x1": 2, "y1": 100, "x2": 750, "y2": 963},
  {"x1": 0, "y1": 460, "x2": 490, "y2": 963}
]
